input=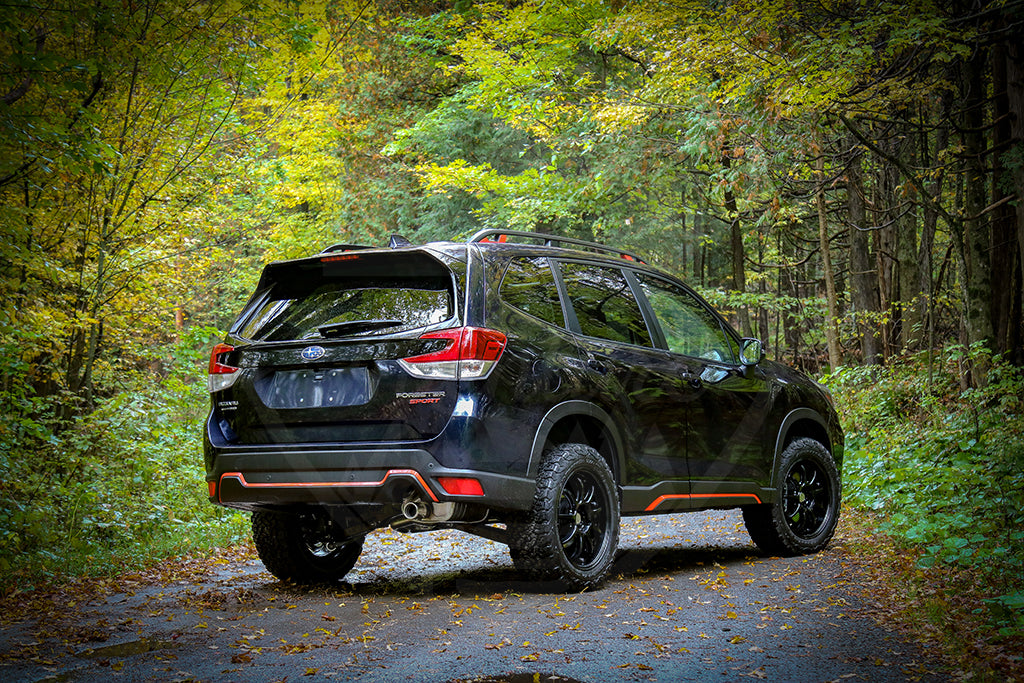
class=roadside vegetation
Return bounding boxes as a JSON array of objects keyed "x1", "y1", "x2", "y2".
[
  {"x1": 827, "y1": 349, "x2": 1024, "y2": 679},
  {"x1": 0, "y1": 327, "x2": 248, "y2": 587}
]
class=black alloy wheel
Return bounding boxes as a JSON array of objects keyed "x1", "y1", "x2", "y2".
[
  {"x1": 742, "y1": 437, "x2": 841, "y2": 556},
  {"x1": 509, "y1": 443, "x2": 620, "y2": 590},
  {"x1": 783, "y1": 458, "x2": 832, "y2": 539},
  {"x1": 558, "y1": 467, "x2": 612, "y2": 570}
]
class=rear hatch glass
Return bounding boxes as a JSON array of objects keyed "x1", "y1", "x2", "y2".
[
  {"x1": 222, "y1": 250, "x2": 463, "y2": 444},
  {"x1": 239, "y1": 270, "x2": 453, "y2": 342}
]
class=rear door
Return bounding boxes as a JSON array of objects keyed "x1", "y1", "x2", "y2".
[
  {"x1": 219, "y1": 250, "x2": 465, "y2": 445},
  {"x1": 555, "y1": 260, "x2": 693, "y2": 511}
]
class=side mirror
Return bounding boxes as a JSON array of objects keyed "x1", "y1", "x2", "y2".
[{"x1": 739, "y1": 338, "x2": 765, "y2": 367}]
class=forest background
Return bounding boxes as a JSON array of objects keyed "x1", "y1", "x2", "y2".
[{"x1": 2, "y1": 0, "x2": 1023, "y2": 674}]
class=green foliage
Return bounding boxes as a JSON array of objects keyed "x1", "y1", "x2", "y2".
[
  {"x1": 824, "y1": 347, "x2": 1024, "y2": 632},
  {"x1": 0, "y1": 328, "x2": 246, "y2": 589}
]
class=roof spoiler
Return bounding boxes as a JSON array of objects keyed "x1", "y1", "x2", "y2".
[{"x1": 320, "y1": 233, "x2": 412, "y2": 254}]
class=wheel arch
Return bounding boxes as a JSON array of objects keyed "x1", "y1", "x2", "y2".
[
  {"x1": 528, "y1": 400, "x2": 625, "y2": 485},
  {"x1": 770, "y1": 408, "x2": 837, "y2": 486}
]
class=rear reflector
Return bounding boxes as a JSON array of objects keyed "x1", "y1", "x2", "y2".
[
  {"x1": 208, "y1": 343, "x2": 240, "y2": 392},
  {"x1": 398, "y1": 327, "x2": 506, "y2": 380},
  {"x1": 437, "y1": 477, "x2": 484, "y2": 496}
]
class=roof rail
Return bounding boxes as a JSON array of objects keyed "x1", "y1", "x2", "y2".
[
  {"x1": 468, "y1": 229, "x2": 647, "y2": 264},
  {"x1": 320, "y1": 243, "x2": 375, "y2": 254}
]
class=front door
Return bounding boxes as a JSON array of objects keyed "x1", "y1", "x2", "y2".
[{"x1": 632, "y1": 273, "x2": 772, "y2": 503}]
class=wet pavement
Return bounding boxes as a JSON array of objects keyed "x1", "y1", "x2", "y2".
[{"x1": 0, "y1": 510, "x2": 945, "y2": 682}]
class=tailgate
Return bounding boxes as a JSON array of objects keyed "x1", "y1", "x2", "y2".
[{"x1": 217, "y1": 249, "x2": 463, "y2": 444}]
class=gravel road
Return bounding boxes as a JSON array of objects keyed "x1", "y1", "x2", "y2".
[{"x1": 0, "y1": 510, "x2": 945, "y2": 682}]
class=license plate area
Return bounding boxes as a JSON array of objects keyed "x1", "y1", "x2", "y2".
[{"x1": 256, "y1": 367, "x2": 374, "y2": 408}]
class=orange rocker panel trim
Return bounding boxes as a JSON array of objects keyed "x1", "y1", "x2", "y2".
[{"x1": 645, "y1": 492, "x2": 763, "y2": 512}]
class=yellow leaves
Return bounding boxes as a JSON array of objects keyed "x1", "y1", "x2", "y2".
[
  {"x1": 591, "y1": 102, "x2": 651, "y2": 132},
  {"x1": 484, "y1": 637, "x2": 512, "y2": 650}
]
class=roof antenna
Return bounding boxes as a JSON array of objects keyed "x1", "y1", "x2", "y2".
[{"x1": 389, "y1": 234, "x2": 412, "y2": 249}]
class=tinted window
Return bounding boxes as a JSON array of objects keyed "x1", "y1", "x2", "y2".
[
  {"x1": 239, "y1": 276, "x2": 453, "y2": 341},
  {"x1": 636, "y1": 274, "x2": 735, "y2": 362},
  {"x1": 561, "y1": 262, "x2": 652, "y2": 347},
  {"x1": 500, "y1": 257, "x2": 565, "y2": 327}
]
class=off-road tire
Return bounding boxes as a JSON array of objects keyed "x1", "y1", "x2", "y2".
[
  {"x1": 252, "y1": 510, "x2": 364, "y2": 584},
  {"x1": 508, "y1": 443, "x2": 619, "y2": 591},
  {"x1": 743, "y1": 437, "x2": 841, "y2": 556}
]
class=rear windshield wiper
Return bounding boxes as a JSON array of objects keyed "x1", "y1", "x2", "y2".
[{"x1": 318, "y1": 319, "x2": 405, "y2": 338}]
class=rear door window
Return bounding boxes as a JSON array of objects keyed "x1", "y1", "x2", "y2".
[{"x1": 559, "y1": 262, "x2": 653, "y2": 347}]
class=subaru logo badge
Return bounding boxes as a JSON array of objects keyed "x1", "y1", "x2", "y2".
[{"x1": 301, "y1": 345, "x2": 326, "y2": 361}]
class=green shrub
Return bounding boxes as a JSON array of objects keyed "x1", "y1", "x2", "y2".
[
  {"x1": 823, "y1": 345, "x2": 1024, "y2": 635},
  {"x1": 0, "y1": 326, "x2": 246, "y2": 591}
]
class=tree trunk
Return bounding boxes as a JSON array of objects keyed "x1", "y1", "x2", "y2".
[
  {"x1": 897, "y1": 128, "x2": 922, "y2": 352},
  {"x1": 847, "y1": 144, "x2": 881, "y2": 364},
  {"x1": 817, "y1": 154, "x2": 842, "y2": 370},
  {"x1": 1004, "y1": 31, "x2": 1024, "y2": 364},
  {"x1": 961, "y1": 50, "x2": 994, "y2": 371},
  {"x1": 991, "y1": 39, "x2": 1019, "y2": 359},
  {"x1": 693, "y1": 208, "x2": 705, "y2": 286},
  {"x1": 722, "y1": 151, "x2": 751, "y2": 337},
  {"x1": 875, "y1": 159, "x2": 897, "y2": 360}
]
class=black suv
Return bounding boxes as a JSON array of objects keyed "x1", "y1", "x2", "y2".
[{"x1": 204, "y1": 230, "x2": 843, "y2": 590}]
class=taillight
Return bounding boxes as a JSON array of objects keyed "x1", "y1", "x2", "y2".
[
  {"x1": 398, "y1": 327, "x2": 506, "y2": 380},
  {"x1": 208, "y1": 343, "x2": 239, "y2": 392}
]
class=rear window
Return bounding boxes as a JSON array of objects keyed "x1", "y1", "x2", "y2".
[{"x1": 239, "y1": 275, "x2": 454, "y2": 342}]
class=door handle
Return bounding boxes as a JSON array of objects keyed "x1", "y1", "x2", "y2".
[{"x1": 680, "y1": 372, "x2": 702, "y2": 389}]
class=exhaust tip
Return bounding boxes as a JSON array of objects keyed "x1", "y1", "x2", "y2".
[{"x1": 402, "y1": 497, "x2": 429, "y2": 520}]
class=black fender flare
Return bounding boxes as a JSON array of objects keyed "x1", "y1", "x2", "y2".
[
  {"x1": 527, "y1": 400, "x2": 626, "y2": 484},
  {"x1": 770, "y1": 407, "x2": 833, "y2": 487}
]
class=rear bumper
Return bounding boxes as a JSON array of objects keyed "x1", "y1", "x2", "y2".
[{"x1": 206, "y1": 446, "x2": 535, "y2": 513}]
